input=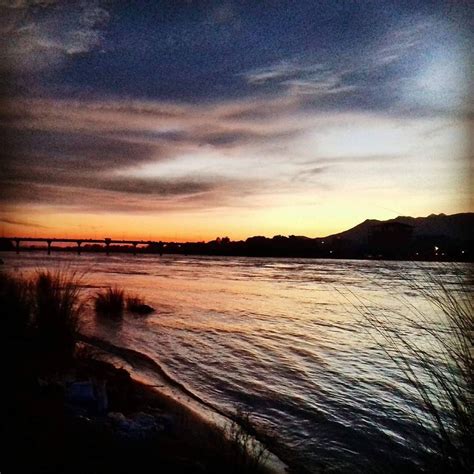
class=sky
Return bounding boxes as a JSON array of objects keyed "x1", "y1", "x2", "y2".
[{"x1": 0, "y1": 0, "x2": 472, "y2": 241}]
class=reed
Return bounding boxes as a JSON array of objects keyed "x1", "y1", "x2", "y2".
[
  {"x1": 224, "y1": 409, "x2": 270, "y2": 473},
  {"x1": 94, "y1": 286, "x2": 125, "y2": 317},
  {"x1": 1, "y1": 269, "x2": 83, "y2": 366},
  {"x1": 34, "y1": 270, "x2": 82, "y2": 361},
  {"x1": 349, "y1": 267, "x2": 473, "y2": 473},
  {"x1": 0, "y1": 272, "x2": 32, "y2": 339},
  {"x1": 126, "y1": 294, "x2": 154, "y2": 314}
]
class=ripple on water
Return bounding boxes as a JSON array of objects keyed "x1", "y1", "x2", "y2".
[{"x1": 2, "y1": 253, "x2": 469, "y2": 473}]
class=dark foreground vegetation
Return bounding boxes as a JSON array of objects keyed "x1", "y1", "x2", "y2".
[
  {"x1": 351, "y1": 270, "x2": 473, "y2": 473},
  {"x1": 94, "y1": 287, "x2": 155, "y2": 317},
  {"x1": 1, "y1": 270, "x2": 273, "y2": 474}
]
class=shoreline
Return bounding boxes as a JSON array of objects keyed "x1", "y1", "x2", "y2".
[
  {"x1": 1, "y1": 248, "x2": 471, "y2": 263},
  {"x1": 1, "y1": 265, "x2": 292, "y2": 473},
  {"x1": 5, "y1": 332, "x2": 290, "y2": 473},
  {"x1": 80, "y1": 335, "x2": 290, "y2": 474}
]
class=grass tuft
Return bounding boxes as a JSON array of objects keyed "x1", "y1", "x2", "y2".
[
  {"x1": 1, "y1": 269, "x2": 82, "y2": 367},
  {"x1": 34, "y1": 270, "x2": 82, "y2": 361},
  {"x1": 126, "y1": 294, "x2": 155, "y2": 315},
  {"x1": 94, "y1": 287, "x2": 125, "y2": 317},
  {"x1": 0, "y1": 272, "x2": 32, "y2": 339}
]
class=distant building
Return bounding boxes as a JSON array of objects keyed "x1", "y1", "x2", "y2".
[{"x1": 368, "y1": 222, "x2": 413, "y2": 258}]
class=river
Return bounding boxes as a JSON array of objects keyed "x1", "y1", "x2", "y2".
[{"x1": 2, "y1": 252, "x2": 470, "y2": 473}]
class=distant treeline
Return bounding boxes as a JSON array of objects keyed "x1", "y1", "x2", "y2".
[
  {"x1": 147, "y1": 234, "x2": 472, "y2": 261},
  {"x1": 1, "y1": 234, "x2": 471, "y2": 261},
  {"x1": 2, "y1": 213, "x2": 472, "y2": 261}
]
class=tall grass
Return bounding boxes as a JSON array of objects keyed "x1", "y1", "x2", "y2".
[
  {"x1": 34, "y1": 270, "x2": 82, "y2": 361},
  {"x1": 0, "y1": 272, "x2": 32, "y2": 339},
  {"x1": 126, "y1": 294, "x2": 154, "y2": 314},
  {"x1": 94, "y1": 288, "x2": 154, "y2": 316},
  {"x1": 224, "y1": 409, "x2": 270, "y2": 473},
  {"x1": 349, "y1": 268, "x2": 473, "y2": 473},
  {"x1": 1, "y1": 269, "x2": 83, "y2": 368},
  {"x1": 94, "y1": 287, "x2": 125, "y2": 317}
]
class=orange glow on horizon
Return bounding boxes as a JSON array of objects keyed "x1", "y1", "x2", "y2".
[{"x1": 2, "y1": 190, "x2": 471, "y2": 243}]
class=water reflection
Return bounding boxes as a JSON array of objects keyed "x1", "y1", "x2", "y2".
[{"x1": 1, "y1": 252, "x2": 470, "y2": 473}]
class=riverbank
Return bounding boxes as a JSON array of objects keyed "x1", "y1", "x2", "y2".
[
  {"x1": 7, "y1": 261, "x2": 470, "y2": 473},
  {"x1": 5, "y1": 342, "x2": 288, "y2": 474},
  {"x1": 1, "y1": 269, "x2": 289, "y2": 474}
]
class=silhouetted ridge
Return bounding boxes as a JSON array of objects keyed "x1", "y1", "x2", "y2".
[{"x1": 1, "y1": 213, "x2": 472, "y2": 261}]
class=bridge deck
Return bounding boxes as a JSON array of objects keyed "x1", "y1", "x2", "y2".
[
  {"x1": 9, "y1": 238, "x2": 157, "y2": 245},
  {"x1": 2, "y1": 237, "x2": 162, "y2": 254}
]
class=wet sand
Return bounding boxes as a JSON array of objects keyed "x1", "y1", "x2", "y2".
[{"x1": 5, "y1": 339, "x2": 289, "y2": 474}]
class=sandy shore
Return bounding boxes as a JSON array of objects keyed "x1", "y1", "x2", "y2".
[{"x1": 4, "y1": 336, "x2": 289, "y2": 474}]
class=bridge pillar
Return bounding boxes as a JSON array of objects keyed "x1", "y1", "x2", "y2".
[
  {"x1": 15, "y1": 239, "x2": 20, "y2": 254},
  {"x1": 105, "y1": 242, "x2": 110, "y2": 256},
  {"x1": 47, "y1": 240, "x2": 52, "y2": 255},
  {"x1": 77, "y1": 241, "x2": 82, "y2": 255},
  {"x1": 132, "y1": 242, "x2": 137, "y2": 255}
]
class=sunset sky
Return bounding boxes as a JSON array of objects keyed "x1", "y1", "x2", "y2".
[{"x1": 1, "y1": 0, "x2": 472, "y2": 241}]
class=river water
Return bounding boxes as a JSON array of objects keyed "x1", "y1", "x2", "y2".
[{"x1": 2, "y1": 252, "x2": 470, "y2": 473}]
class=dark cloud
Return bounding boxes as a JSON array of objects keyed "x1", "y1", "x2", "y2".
[
  {"x1": 0, "y1": 101, "x2": 263, "y2": 214},
  {"x1": 300, "y1": 155, "x2": 404, "y2": 166},
  {"x1": 0, "y1": 0, "x2": 110, "y2": 75},
  {"x1": 1, "y1": 167, "x2": 218, "y2": 197},
  {"x1": 200, "y1": 128, "x2": 299, "y2": 147},
  {"x1": 98, "y1": 177, "x2": 217, "y2": 197},
  {"x1": 293, "y1": 166, "x2": 328, "y2": 182},
  {"x1": 0, "y1": 93, "x2": 301, "y2": 217},
  {"x1": 0, "y1": 0, "x2": 470, "y2": 117},
  {"x1": 2, "y1": 128, "x2": 162, "y2": 170},
  {"x1": 0, "y1": 178, "x2": 229, "y2": 214},
  {"x1": 0, "y1": 216, "x2": 50, "y2": 229}
]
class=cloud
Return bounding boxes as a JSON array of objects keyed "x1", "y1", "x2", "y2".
[
  {"x1": 244, "y1": 60, "x2": 315, "y2": 84},
  {"x1": 240, "y1": 17, "x2": 469, "y2": 115},
  {"x1": 0, "y1": 96, "x2": 291, "y2": 213},
  {"x1": 1, "y1": 93, "x2": 466, "y2": 219},
  {"x1": 0, "y1": 177, "x2": 226, "y2": 209},
  {"x1": 292, "y1": 166, "x2": 328, "y2": 183},
  {"x1": 0, "y1": 216, "x2": 51, "y2": 229},
  {"x1": 242, "y1": 58, "x2": 362, "y2": 100},
  {"x1": 0, "y1": 96, "x2": 305, "y2": 147},
  {"x1": 0, "y1": 0, "x2": 110, "y2": 73},
  {"x1": 0, "y1": 1, "x2": 57, "y2": 7},
  {"x1": 300, "y1": 155, "x2": 403, "y2": 166},
  {"x1": 0, "y1": 0, "x2": 56, "y2": 8}
]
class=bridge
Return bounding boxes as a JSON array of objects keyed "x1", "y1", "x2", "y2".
[{"x1": 5, "y1": 237, "x2": 161, "y2": 255}]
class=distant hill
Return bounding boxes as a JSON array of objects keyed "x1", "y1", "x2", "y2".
[
  {"x1": 324, "y1": 213, "x2": 474, "y2": 246},
  {"x1": 2, "y1": 213, "x2": 472, "y2": 261}
]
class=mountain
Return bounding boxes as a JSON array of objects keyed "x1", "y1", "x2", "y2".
[
  {"x1": 3, "y1": 213, "x2": 472, "y2": 261},
  {"x1": 324, "y1": 213, "x2": 473, "y2": 245},
  {"x1": 148, "y1": 212, "x2": 472, "y2": 261},
  {"x1": 313, "y1": 212, "x2": 473, "y2": 260}
]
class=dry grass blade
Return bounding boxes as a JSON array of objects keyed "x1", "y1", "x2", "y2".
[{"x1": 343, "y1": 266, "x2": 473, "y2": 473}]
